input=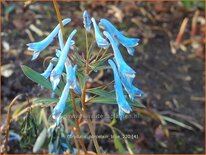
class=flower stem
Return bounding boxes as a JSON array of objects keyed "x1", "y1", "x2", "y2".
[
  {"x1": 53, "y1": 0, "x2": 65, "y2": 41},
  {"x1": 81, "y1": 30, "x2": 101, "y2": 154},
  {"x1": 72, "y1": 128, "x2": 80, "y2": 154},
  {"x1": 71, "y1": 91, "x2": 87, "y2": 153},
  {"x1": 53, "y1": 0, "x2": 87, "y2": 153}
]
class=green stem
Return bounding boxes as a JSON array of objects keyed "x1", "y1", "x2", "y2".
[{"x1": 81, "y1": 30, "x2": 101, "y2": 154}]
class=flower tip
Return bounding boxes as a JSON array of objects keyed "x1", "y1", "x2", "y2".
[
  {"x1": 55, "y1": 49, "x2": 61, "y2": 57},
  {"x1": 83, "y1": 10, "x2": 88, "y2": 15},
  {"x1": 50, "y1": 76, "x2": 60, "y2": 91},
  {"x1": 103, "y1": 31, "x2": 111, "y2": 39},
  {"x1": 31, "y1": 52, "x2": 40, "y2": 61},
  {"x1": 52, "y1": 108, "x2": 62, "y2": 126},
  {"x1": 62, "y1": 18, "x2": 72, "y2": 24},
  {"x1": 120, "y1": 105, "x2": 132, "y2": 114},
  {"x1": 27, "y1": 43, "x2": 35, "y2": 51},
  {"x1": 70, "y1": 40, "x2": 75, "y2": 46},
  {"x1": 72, "y1": 29, "x2": 77, "y2": 34},
  {"x1": 108, "y1": 59, "x2": 113, "y2": 65}
]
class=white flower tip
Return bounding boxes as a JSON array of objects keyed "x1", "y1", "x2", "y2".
[
  {"x1": 31, "y1": 52, "x2": 40, "y2": 61},
  {"x1": 62, "y1": 18, "x2": 72, "y2": 24},
  {"x1": 52, "y1": 108, "x2": 62, "y2": 126},
  {"x1": 120, "y1": 104, "x2": 132, "y2": 114},
  {"x1": 50, "y1": 75, "x2": 60, "y2": 91},
  {"x1": 91, "y1": 17, "x2": 95, "y2": 23}
]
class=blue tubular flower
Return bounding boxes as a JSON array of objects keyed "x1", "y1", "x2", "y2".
[
  {"x1": 50, "y1": 29, "x2": 77, "y2": 91},
  {"x1": 52, "y1": 83, "x2": 70, "y2": 125},
  {"x1": 41, "y1": 57, "x2": 58, "y2": 79},
  {"x1": 65, "y1": 61, "x2": 81, "y2": 95},
  {"x1": 27, "y1": 18, "x2": 71, "y2": 60},
  {"x1": 58, "y1": 30, "x2": 75, "y2": 51},
  {"x1": 120, "y1": 74, "x2": 144, "y2": 101},
  {"x1": 91, "y1": 18, "x2": 110, "y2": 49},
  {"x1": 83, "y1": 10, "x2": 92, "y2": 32},
  {"x1": 108, "y1": 59, "x2": 132, "y2": 120},
  {"x1": 103, "y1": 31, "x2": 136, "y2": 83},
  {"x1": 99, "y1": 18, "x2": 140, "y2": 56}
]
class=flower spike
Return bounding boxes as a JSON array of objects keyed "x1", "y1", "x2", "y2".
[
  {"x1": 91, "y1": 18, "x2": 110, "y2": 49},
  {"x1": 103, "y1": 31, "x2": 136, "y2": 83},
  {"x1": 108, "y1": 59, "x2": 132, "y2": 120},
  {"x1": 99, "y1": 18, "x2": 140, "y2": 55},
  {"x1": 83, "y1": 10, "x2": 92, "y2": 32},
  {"x1": 50, "y1": 29, "x2": 77, "y2": 91},
  {"x1": 27, "y1": 18, "x2": 71, "y2": 60}
]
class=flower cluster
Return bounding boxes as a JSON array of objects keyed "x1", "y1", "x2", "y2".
[
  {"x1": 83, "y1": 11, "x2": 144, "y2": 119},
  {"x1": 27, "y1": 10, "x2": 143, "y2": 124},
  {"x1": 27, "y1": 18, "x2": 80, "y2": 125}
]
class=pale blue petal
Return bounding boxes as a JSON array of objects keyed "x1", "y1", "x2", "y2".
[
  {"x1": 65, "y1": 63, "x2": 81, "y2": 95},
  {"x1": 83, "y1": 10, "x2": 92, "y2": 32},
  {"x1": 41, "y1": 57, "x2": 58, "y2": 79},
  {"x1": 50, "y1": 29, "x2": 77, "y2": 91},
  {"x1": 108, "y1": 59, "x2": 132, "y2": 119},
  {"x1": 99, "y1": 18, "x2": 140, "y2": 55},
  {"x1": 91, "y1": 18, "x2": 110, "y2": 49},
  {"x1": 56, "y1": 49, "x2": 61, "y2": 57},
  {"x1": 52, "y1": 83, "x2": 70, "y2": 125},
  {"x1": 118, "y1": 106, "x2": 125, "y2": 121},
  {"x1": 31, "y1": 51, "x2": 40, "y2": 61},
  {"x1": 27, "y1": 18, "x2": 71, "y2": 60},
  {"x1": 119, "y1": 74, "x2": 144, "y2": 101},
  {"x1": 58, "y1": 30, "x2": 64, "y2": 51},
  {"x1": 126, "y1": 47, "x2": 135, "y2": 56},
  {"x1": 58, "y1": 30, "x2": 75, "y2": 52},
  {"x1": 104, "y1": 31, "x2": 136, "y2": 83}
]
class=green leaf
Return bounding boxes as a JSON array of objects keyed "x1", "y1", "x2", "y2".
[
  {"x1": 89, "y1": 65, "x2": 111, "y2": 72},
  {"x1": 21, "y1": 65, "x2": 61, "y2": 96},
  {"x1": 4, "y1": 3, "x2": 16, "y2": 14},
  {"x1": 87, "y1": 86, "x2": 145, "y2": 108},
  {"x1": 77, "y1": 72, "x2": 86, "y2": 90},
  {"x1": 161, "y1": 115, "x2": 193, "y2": 130},
  {"x1": 181, "y1": 0, "x2": 193, "y2": 8},
  {"x1": 87, "y1": 88, "x2": 115, "y2": 97},
  {"x1": 33, "y1": 128, "x2": 47, "y2": 153},
  {"x1": 89, "y1": 96, "x2": 116, "y2": 104},
  {"x1": 130, "y1": 100, "x2": 145, "y2": 108},
  {"x1": 62, "y1": 98, "x2": 80, "y2": 116},
  {"x1": 32, "y1": 98, "x2": 59, "y2": 107},
  {"x1": 88, "y1": 89, "x2": 145, "y2": 108},
  {"x1": 112, "y1": 129, "x2": 125, "y2": 153},
  {"x1": 58, "y1": 77, "x2": 66, "y2": 92},
  {"x1": 73, "y1": 52, "x2": 85, "y2": 67}
]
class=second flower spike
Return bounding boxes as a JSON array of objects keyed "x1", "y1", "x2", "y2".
[{"x1": 108, "y1": 59, "x2": 132, "y2": 120}]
